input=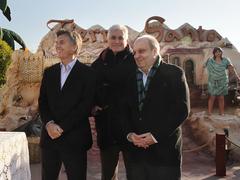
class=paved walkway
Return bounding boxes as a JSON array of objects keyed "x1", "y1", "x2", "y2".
[{"x1": 30, "y1": 122, "x2": 240, "y2": 180}]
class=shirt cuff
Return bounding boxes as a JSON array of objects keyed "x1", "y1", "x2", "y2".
[
  {"x1": 127, "y1": 132, "x2": 134, "y2": 142},
  {"x1": 45, "y1": 120, "x2": 55, "y2": 129},
  {"x1": 150, "y1": 133, "x2": 158, "y2": 143}
]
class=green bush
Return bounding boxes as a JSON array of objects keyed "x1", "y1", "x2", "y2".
[{"x1": 0, "y1": 39, "x2": 12, "y2": 85}]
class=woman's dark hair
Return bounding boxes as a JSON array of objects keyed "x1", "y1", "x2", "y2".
[{"x1": 213, "y1": 47, "x2": 223, "y2": 59}]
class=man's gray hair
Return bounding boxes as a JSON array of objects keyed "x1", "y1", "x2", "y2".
[
  {"x1": 107, "y1": 24, "x2": 128, "y2": 40},
  {"x1": 135, "y1": 34, "x2": 160, "y2": 55}
]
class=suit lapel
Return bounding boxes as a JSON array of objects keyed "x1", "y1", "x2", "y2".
[
  {"x1": 130, "y1": 74, "x2": 139, "y2": 110},
  {"x1": 53, "y1": 63, "x2": 61, "y2": 94}
]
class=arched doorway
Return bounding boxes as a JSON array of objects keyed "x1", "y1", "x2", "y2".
[
  {"x1": 170, "y1": 56, "x2": 180, "y2": 66},
  {"x1": 184, "y1": 59, "x2": 194, "y2": 86}
]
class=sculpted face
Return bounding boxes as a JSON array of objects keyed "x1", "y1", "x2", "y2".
[
  {"x1": 56, "y1": 34, "x2": 76, "y2": 61},
  {"x1": 107, "y1": 29, "x2": 127, "y2": 53},
  {"x1": 133, "y1": 38, "x2": 157, "y2": 73}
]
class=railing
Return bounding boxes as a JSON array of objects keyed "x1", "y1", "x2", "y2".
[
  {"x1": 183, "y1": 128, "x2": 240, "y2": 177},
  {"x1": 183, "y1": 139, "x2": 212, "y2": 153}
]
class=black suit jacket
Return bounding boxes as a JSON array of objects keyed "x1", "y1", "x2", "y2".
[
  {"x1": 122, "y1": 61, "x2": 190, "y2": 166},
  {"x1": 38, "y1": 60, "x2": 96, "y2": 151},
  {"x1": 91, "y1": 46, "x2": 136, "y2": 149}
]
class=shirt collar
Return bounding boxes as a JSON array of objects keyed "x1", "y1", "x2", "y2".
[
  {"x1": 137, "y1": 56, "x2": 161, "y2": 75},
  {"x1": 107, "y1": 45, "x2": 131, "y2": 58},
  {"x1": 60, "y1": 59, "x2": 77, "y2": 71}
]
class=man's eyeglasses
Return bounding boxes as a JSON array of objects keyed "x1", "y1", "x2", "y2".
[{"x1": 110, "y1": 36, "x2": 124, "y2": 41}]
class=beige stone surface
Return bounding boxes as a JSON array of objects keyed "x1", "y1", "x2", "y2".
[{"x1": 187, "y1": 110, "x2": 240, "y2": 160}]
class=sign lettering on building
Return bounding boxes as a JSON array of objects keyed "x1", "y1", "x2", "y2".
[{"x1": 144, "y1": 16, "x2": 222, "y2": 42}]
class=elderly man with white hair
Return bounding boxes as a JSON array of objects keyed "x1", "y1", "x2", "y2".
[{"x1": 91, "y1": 24, "x2": 136, "y2": 180}]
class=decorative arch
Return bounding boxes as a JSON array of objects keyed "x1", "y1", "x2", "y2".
[{"x1": 170, "y1": 56, "x2": 180, "y2": 66}]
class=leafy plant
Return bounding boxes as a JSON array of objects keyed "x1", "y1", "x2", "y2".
[
  {"x1": 0, "y1": 0, "x2": 26, "y2": 50},
  {"x1": 0, "y1": 39, "x2": 12, "y2": 85}
]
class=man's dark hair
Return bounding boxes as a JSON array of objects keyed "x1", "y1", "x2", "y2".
[{"x1": 56, "y1": 30, "x2": 82, "y2": 54}]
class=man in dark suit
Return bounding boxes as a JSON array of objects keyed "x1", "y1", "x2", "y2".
[
  {"x1": 38, "y1": 30, "x2": 96, "y2": 180},
  {"x1": 91, "y1": 25, "x2": 135, "y2": 180},
  {"x1": 122, "y1": 35, "x2": 190, "y2": 180}
]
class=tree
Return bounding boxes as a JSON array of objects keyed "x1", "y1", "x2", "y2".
[{"x1": 0, "y1": 0, "x2": 26, "y2": 50}]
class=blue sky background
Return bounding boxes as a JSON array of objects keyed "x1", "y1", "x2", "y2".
[{"x1": 1, "y1": 0, "x2": 240, "y2": 52}]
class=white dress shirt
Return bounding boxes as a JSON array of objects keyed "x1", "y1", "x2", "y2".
[{"x1": 60, "y1": 59, "x2": 77, "y2": 89}]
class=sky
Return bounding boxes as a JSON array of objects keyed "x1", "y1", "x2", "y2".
[{"x1": 1, "y1": 0, "x2": 240, "y2": 52}]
